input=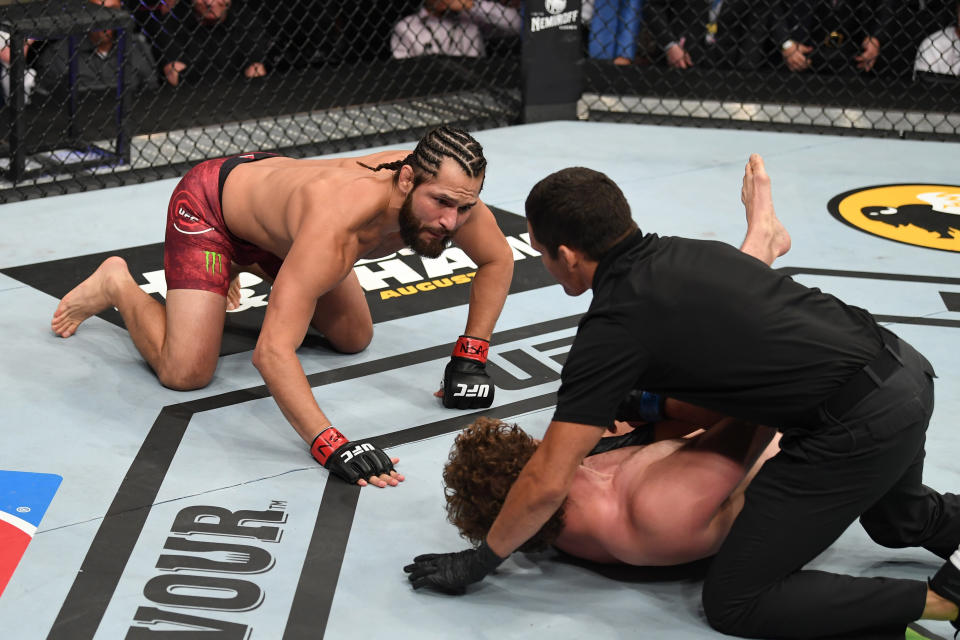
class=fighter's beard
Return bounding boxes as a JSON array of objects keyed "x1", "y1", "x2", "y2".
[{"x1": 398, "y1": 193, "x2": 451, "y2": 258}]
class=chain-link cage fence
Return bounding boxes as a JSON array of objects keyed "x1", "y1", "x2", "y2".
[
  {"x1": 0, "y1": 0, "x2": 523, "y2": 202},
  {"x1": 0, "y1": 0, "x2": 957, "y2": 203},
  {"x1": 580, "y1": 0, "x2": 960, "y2": 139}
]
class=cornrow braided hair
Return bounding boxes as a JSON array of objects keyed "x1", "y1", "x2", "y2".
[{"x1": 357, "y1": 126, "x2": 486, "y2": 186}]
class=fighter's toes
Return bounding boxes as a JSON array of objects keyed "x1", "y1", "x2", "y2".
[
  {"x1": 52, "y1": 323, "x2": 72, "y2": 338},
  {"x1": 51, "y1": 310, "x2": 76, "y2": 338},
  {"x1": 51, "y1": 257, "x2": 127, "y2": 338}
]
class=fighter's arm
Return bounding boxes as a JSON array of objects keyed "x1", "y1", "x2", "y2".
[
  {"x1": 252, "y1": 232, "x2": 398, "y2": 487},
  {"x1": 253, "y1": 233, "x2": 353, "y2": 441},
  {"x1": 661, "y1": 398, "x2": 726, "y2": 426},
  {"x1": 452, "y1": 200, "x2": 514, "y2": 340},
  {"x1": 434, "y1": 201, "x2": 514, "y2": 408},
  {"x1": 486, "y1": 420, "x2": 605, "y2": 555},
  {"x1": 404, "y1": 420, "x2": 604, "y2": 593}
]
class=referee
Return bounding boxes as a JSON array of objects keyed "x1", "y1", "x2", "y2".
[{"x1": 405, "y1": 155, "x2": 960, "y2": 640}]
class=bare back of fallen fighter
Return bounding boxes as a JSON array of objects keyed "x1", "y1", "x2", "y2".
[
  {"x1": 553, "y1": 420, "x2": 780, "y2": 566},
  {"x1": 51, "y1": 127, "x2": 515, "y2": 488}
]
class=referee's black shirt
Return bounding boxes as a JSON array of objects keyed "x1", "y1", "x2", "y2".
[{"x1": 553, "y1": 230, "x2": 884, "y2": 430}]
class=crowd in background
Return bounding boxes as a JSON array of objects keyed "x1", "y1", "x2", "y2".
[
  {"x1": 589, "y1": 0, "x2": 960, "y2": 80},
  {"x1": 0, "y1": 0, "x2": 958, "y2": 106}
]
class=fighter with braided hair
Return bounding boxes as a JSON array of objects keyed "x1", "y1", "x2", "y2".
[
  {"x1": 52, "y1": 126, "x2": 514, "y2": 488},
  {"x1": 359, "y1": 125, "x2": 488, "y2": 185}
]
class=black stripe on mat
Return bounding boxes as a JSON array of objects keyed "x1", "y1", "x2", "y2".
[
  {"x1": 873, "y1": 315, "x2": 960, "y2": 329},
  {"x1": 47, "y1": 314, "x2": 580, "y2": 640},
  {"x1": 282, "y1": 392, "x2": 557, "y2": 640},
  {"x1": 778, "y1": 267, "x2": 960, "y2": 286}
]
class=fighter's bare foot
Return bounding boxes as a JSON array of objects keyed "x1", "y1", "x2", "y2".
[
  {"x1": 740, "y1": 154, "x2": 791, "y2": 263},
  {"x1": 51, "y1": 256, "x2": 130, "y2": 337}
]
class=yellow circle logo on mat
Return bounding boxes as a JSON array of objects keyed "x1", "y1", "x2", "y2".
[{"x1": 828, "y1": 184, "x2": 960, "y2": 252}]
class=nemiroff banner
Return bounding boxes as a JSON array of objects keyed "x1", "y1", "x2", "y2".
[
  {"x1": 2, "y1": 207, "x2": 555, "y2": 356},
  {"x1": 523, "y1": 0, "x2": 583, "y2": 107}
]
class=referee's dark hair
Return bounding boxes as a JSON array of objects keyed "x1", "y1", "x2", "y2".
[{"x1": 525, "y1": 166, "x2": 638, "y2": 260}]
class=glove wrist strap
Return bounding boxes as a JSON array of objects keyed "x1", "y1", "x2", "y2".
[
  {"x1": 310, "y1": 426, "x2": 349, "y2": 467},
  {"x1": 637, "y1": 391, "x2": 666, "y2": 423},
  {"x1": 452, "y1": 335, "x2": 489, "y2": 364},
  {"x1": 478, "y1": 539, "x2": 506, "y2": 570},
  {"x1": 616, "y1": 390, "x2": 666, "y2": 423}
]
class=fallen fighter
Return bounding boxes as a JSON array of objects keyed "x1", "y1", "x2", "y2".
[{"x1": 432, "y1": 408, "x2": 779, "y2": 572}]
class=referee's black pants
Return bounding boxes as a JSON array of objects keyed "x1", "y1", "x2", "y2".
[{"x1": 702, "y1": 334, "x2": 960, "y2": 639}]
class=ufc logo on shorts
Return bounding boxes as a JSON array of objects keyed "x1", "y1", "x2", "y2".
[
  {"x1": 454, "y1": 383, "x2": 490, "y2": 398},
  {"x1": 339, "y1": 443, "x2": 375, "y2": 462}
]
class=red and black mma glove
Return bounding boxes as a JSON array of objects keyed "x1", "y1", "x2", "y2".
[
  {"x1": 310, "y1": 426, "x2": 394, "y2": 485},
  {"x1": 404, "y1": 539, "x2": 505, "y2": 595},
  {"x1": 442, "y1": 335, "x2": 494, "y2": 409}
]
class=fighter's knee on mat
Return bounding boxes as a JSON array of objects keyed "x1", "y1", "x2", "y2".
[
  {"x1": 326, "y1": 323, "x2": 373, "y2": 354},
  {"x1": 156, "y1": 363, "x2": 215, "y2": 391}
]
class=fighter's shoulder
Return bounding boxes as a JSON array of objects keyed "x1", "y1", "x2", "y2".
[
  {"x1": 455, "y1": 198, "x2": 503, "y2": 235},
  {"x1": 452, "y1": 201, "x2": 511, "y2": 260}
]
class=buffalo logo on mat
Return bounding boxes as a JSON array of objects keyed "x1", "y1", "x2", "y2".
[{"x1": 828, "y1": 184, "x2": 960, "y2": 253}]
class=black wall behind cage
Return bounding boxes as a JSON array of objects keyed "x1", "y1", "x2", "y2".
[{"x1": 0, "y1": 0, "x2": 957, "y2": 203}]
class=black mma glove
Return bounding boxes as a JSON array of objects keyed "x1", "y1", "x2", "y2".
[
  {"x1": 442, "y1": 335, "x2": 494, "y2": 409},
  {"x1": 404, "y1": 539, "x2": 505, "y2": 595},
  {"x1": 310, "y1": 426, "x2": 394, "y2": 485},
  {"x1": 615, "y1": 389, "x2": 666, "y2": 423}
]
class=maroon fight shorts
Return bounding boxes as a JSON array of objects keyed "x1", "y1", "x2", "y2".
[{"x1": 163, "y1": 152, "x2": 284, "y2": 296}]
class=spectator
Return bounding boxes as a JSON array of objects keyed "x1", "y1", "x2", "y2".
[
  {"x1": 152, "y1": 0, "x2": 269, "y2": 86},
  {"x1": 885, "y1": 0, "x2": 957, "y2": 78},
  {"x1": 390, "y1": 0, "x2": 522, "y2": 59},
  {"x1": 262, "y1": 0, "x2": 343, "y2": 69},
  {"x1": 127, "y1": 0, "x2": 179, "y2": 51},
  {"x1": 33, "y1": 0, "x2": 159, "y2": 94},
  {"x1": 915, "y1": 0, "x2": 960, "y2": 77},
  {"x1": 644, "y1": 0, "x2": 762, "y2": 70},
  {"x1": 775, "y1": 0, "x2": 894, "y2": 74},
  {"x1": 588, "y1": 0, "x2": 643, "y2": 65},
  {"x1": 0, "y1": 30, "x2": 37, "y2": 105}
]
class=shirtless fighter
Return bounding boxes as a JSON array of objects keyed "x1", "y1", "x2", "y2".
[
  {"x1": 439, "y1": 414, "x2": 779, "y2": 568},
  {"x1": 51, "y1": 126, "x2": 514, "y2": 488}
]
